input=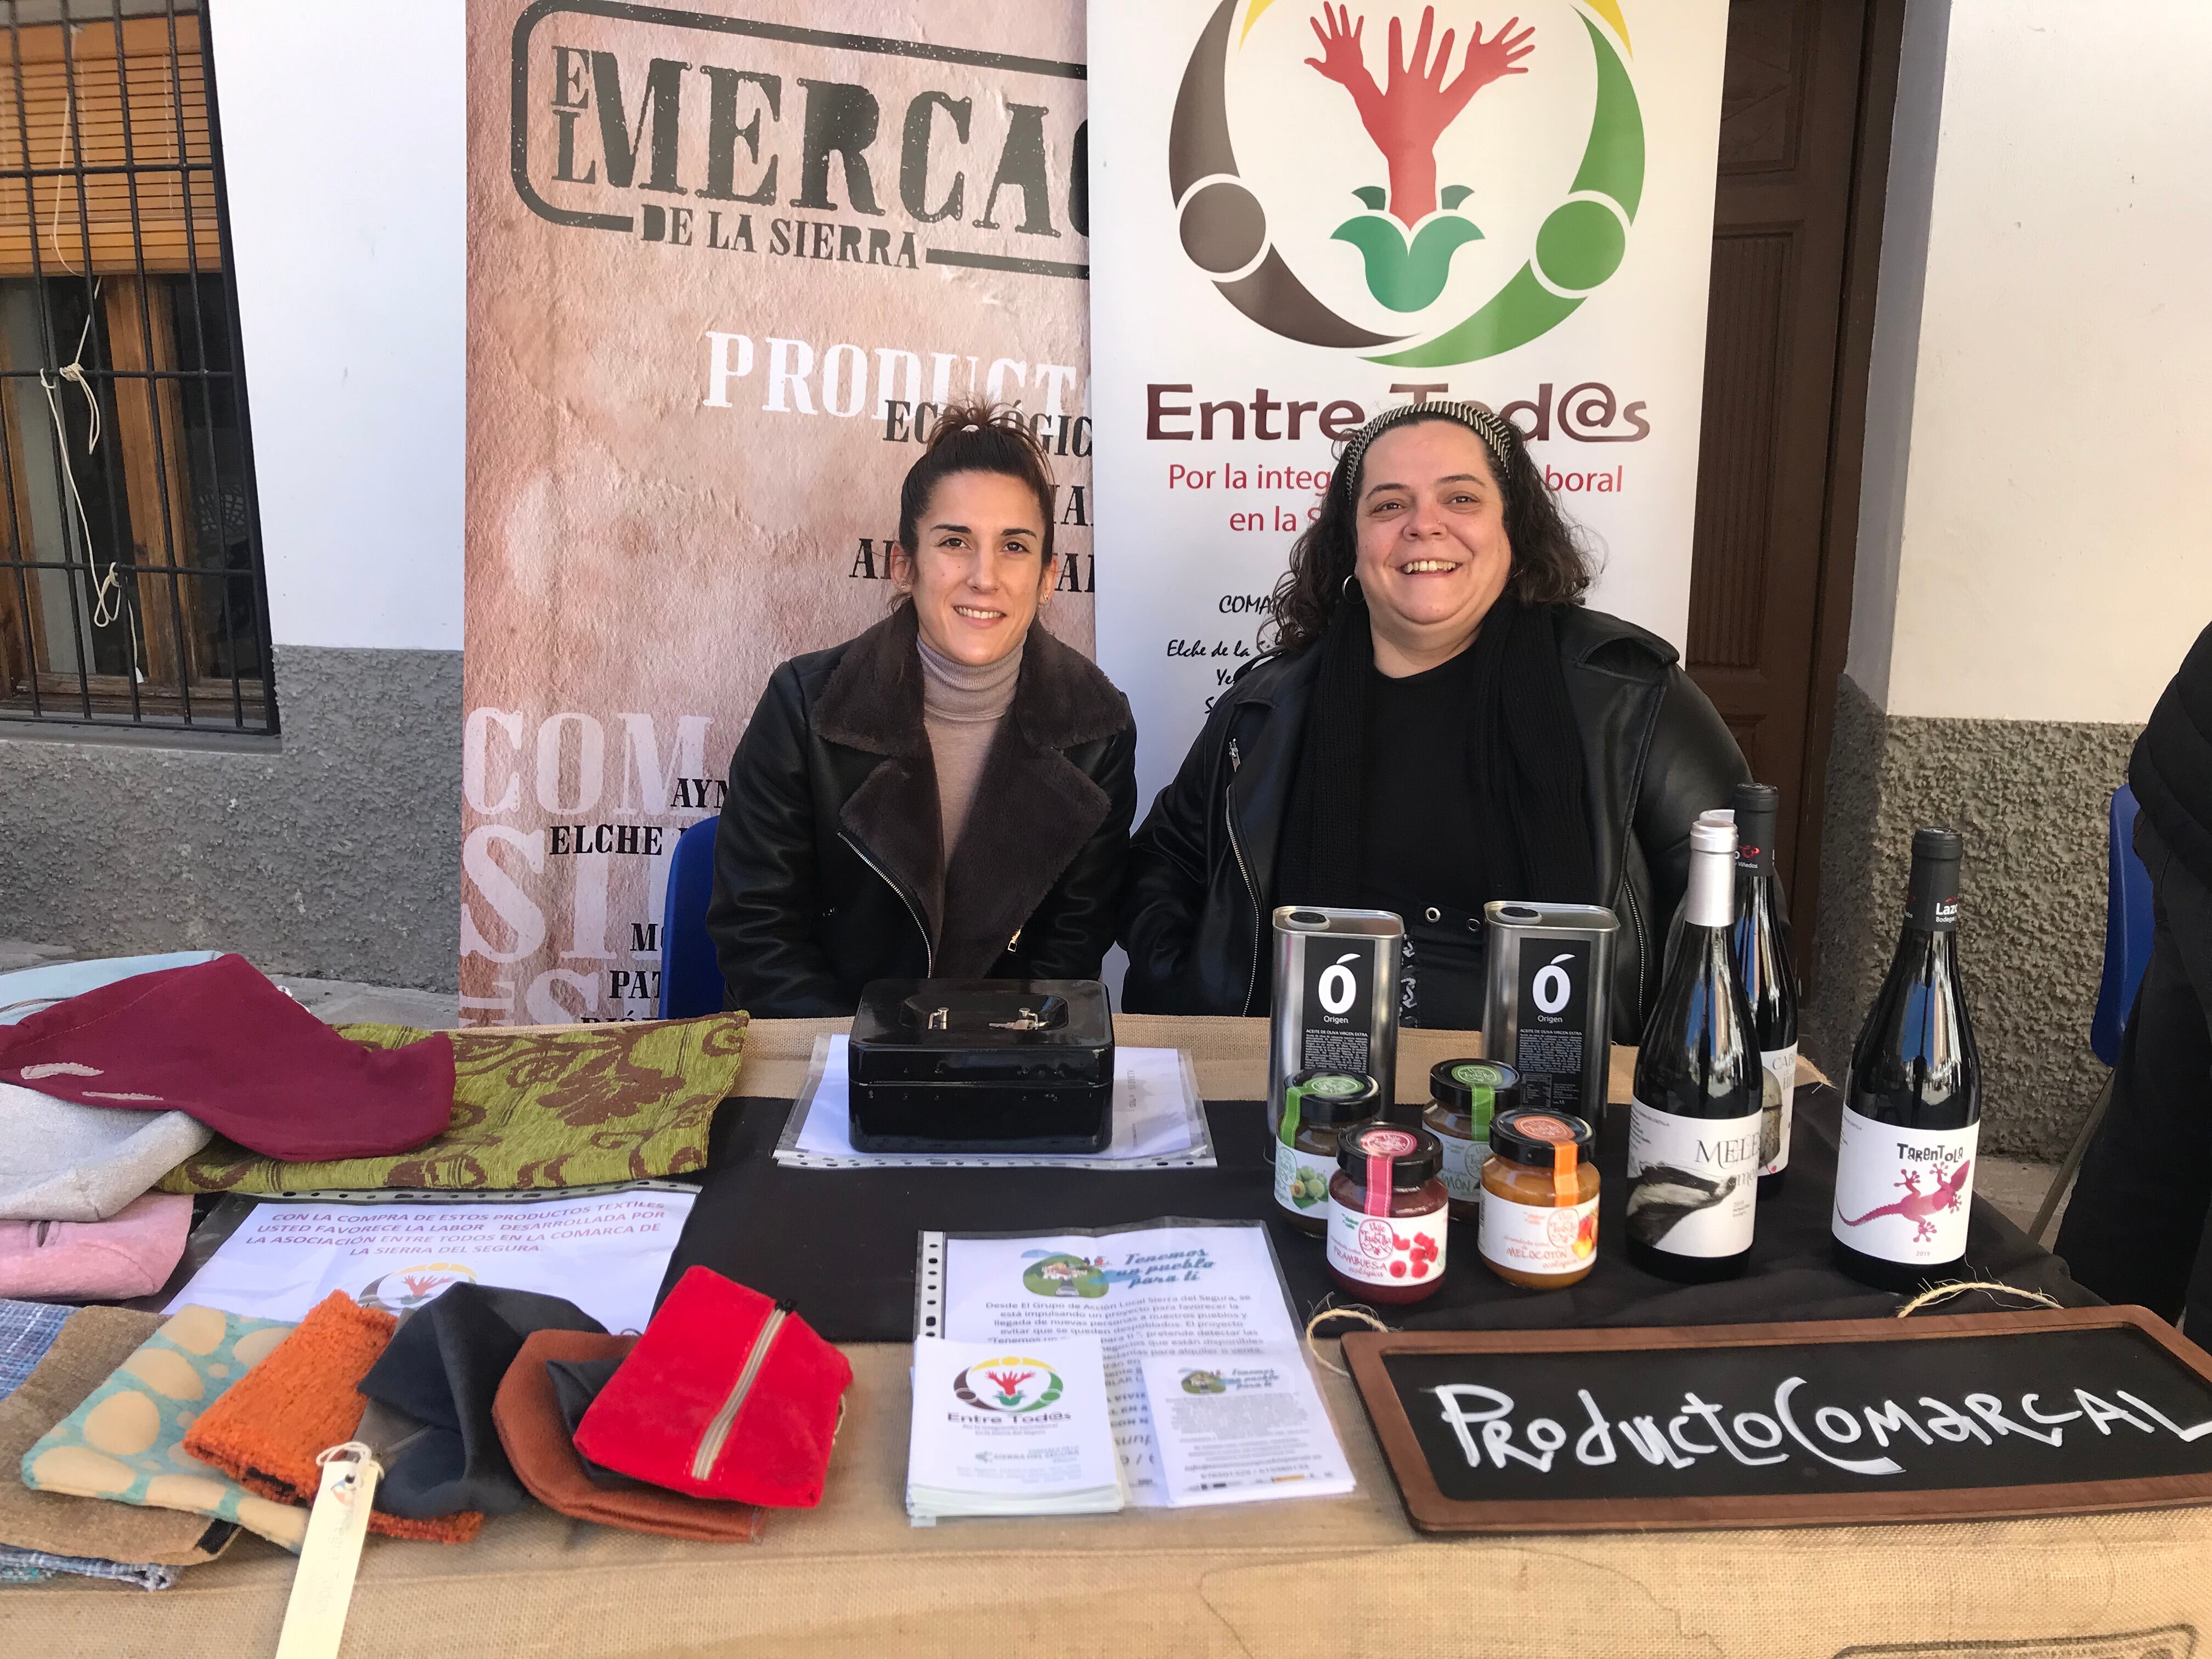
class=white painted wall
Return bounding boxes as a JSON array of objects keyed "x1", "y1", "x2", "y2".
[
  {"x1": 1848, "y1": 0, "x2": 2212, "y2": 724},
  {"x1": 208, "y1": 0, "x2": 464, "y2": 652}
]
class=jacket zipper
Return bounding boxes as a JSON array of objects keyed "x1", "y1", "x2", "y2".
[
  {"x1": 841, "y1": 831, "x2": 934, "y2": 973},
  {"x1": 1621, "y1": 881, "x2": 1649, "y2": 1018},
  {"x1": 690, "y1": 1304, "x2": 791, "y2": 1483},
  {"x1": 1223, "y1": 737, "x2": 1261, "y2": 1017}
]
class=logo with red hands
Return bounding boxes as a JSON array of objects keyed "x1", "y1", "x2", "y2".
[
  {"x1": 953, "y1": 1356, "x2": 1067, "y2": 1414},
  {"x1": 1170, "y1": 0, "x2": 1644, "y2": 364}
]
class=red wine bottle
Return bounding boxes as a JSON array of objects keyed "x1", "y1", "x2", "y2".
[
  {"x1": 1730, "y1": 785, "x2": 1799, "y2": 1198},
  {"x1": 1627, "y1": 819, "x2": 1761, "y2": 1282},
  {"x1": 1832, "y1": 828, "x2": 1982, "y2": 1292}
]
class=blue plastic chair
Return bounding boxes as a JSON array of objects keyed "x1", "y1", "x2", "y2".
[
  {"x1": 2032, "y1": 783, "x2": 2153, "y2": 1239},
  {"x1": 657, "y1": 816, "x2": 726, "y2": 1019}
]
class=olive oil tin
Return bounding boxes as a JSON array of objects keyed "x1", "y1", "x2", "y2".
[
  {"x1": 1268, "y1": 907, "x2": 1404, "y2": 1137},
  {"x1": 1481, "y1": 902, "x2": 1618, "y2": 1123}
]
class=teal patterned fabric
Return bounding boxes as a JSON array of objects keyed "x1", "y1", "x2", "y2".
[{"x1": 19, "y1": 1304, "x2": 307, "y2": 1552}]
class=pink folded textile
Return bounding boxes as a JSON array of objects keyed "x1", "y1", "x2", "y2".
[
  {"x1": 0, "y1": 953, "x2": 454, "y2": 1160},
  {"x1": 0, "y1": 1194, "x2": 194, "y2": 1300}
]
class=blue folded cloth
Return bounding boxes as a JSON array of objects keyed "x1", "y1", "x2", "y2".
[
  {"x1": 0, "y1": 1298, "x2": 69, "y2": 1394},
  {"x1": 0, "y1": 952, "x2": 221, "y2": 1027},
  {"x1": 0, "y1": 1297, "x2": 182, "y2": 1591}
]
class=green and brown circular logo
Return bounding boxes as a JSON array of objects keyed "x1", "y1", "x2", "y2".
[
  {"x1": 1170, "y1": 1, "x2": 1644, "y2": 365},
  {"x1": 953, "y1": 1356, "x2": 1066, "y2": 1414}
]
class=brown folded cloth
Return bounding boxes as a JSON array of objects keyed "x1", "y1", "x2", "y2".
[
  {"x1": 494, "y1": 1331, "x2": 762, "y2": 1543},
  {"x1": 0, "y1": 1306, "x2": 235, "y2": 1567},
  {"x1": 181, "y1": 1291, "x2": 481, "y2": 1545}
]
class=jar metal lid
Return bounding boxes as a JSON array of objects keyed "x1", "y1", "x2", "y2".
[
  {"x1": 1284, "y1": 1068, "x2": 1381, "y2": 1127},
  {"x1": 1335, "y1": 1120, "x2": 1443, "y2": 1187},
  {"x1": 1487, "y1": 1107, "x2": 1595, "y2": 1171},
  {"x1": 1429, "y1": 1058, "x2": 1520, "y2": 1121}
]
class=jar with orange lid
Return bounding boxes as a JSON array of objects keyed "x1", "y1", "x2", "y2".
[
  {"x1": 1325, "y1": 1122, "x2": 1448, "y2": 1304},
  {"x1": 1478, "y1": 1107, "x2": 1600, "y2": 1289}
]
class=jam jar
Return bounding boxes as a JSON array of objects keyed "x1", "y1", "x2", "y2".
[
  {"x1": 1479, "y1": 1107, "x2": 1600, "y2": 1290},
  {"x1": 1424, "y1": 1058, "x2": 1521, "y2": 1221},
  {"x1": 1274, "y1": 1069, "x2": 1382, "y2": 1235},
  {"x1": 1325, "y1": 1121, "x2": 1449, "y2": 1304}
]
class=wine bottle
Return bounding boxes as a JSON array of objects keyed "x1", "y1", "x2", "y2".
[
  {"x1": 1832, "y1": 828, "x2": 1982, "y2": 1291},
  {"x1": 1627, "y1": 819, "x2": 1761, "y2": 1282},
  {"x1": 1730, "y1": 785, "x2": 1799, "y2": 1198}
]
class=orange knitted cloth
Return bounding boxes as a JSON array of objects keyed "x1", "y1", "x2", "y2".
[{"x1": 182, "y1": 1290, "x2": 482, "y2": 1545}]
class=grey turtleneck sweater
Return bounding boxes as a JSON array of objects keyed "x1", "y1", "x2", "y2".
[{"x1": 918, "y1": 634, "x2": 1023, "y2": 859}]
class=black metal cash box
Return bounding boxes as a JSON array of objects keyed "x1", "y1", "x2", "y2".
[{"x1": 847, "y1": 979, "x2": 1115, "y2": 1154}]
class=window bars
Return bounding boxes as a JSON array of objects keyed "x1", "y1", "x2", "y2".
[{"x1": 0, "y1": 0, "x2": 273, "y2": 735}]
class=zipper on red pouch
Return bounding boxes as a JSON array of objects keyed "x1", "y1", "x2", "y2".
[{"x1": 690, "y1": 1303, "x2": 793, "y2": 1483}]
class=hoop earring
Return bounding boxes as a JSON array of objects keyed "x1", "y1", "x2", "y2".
[{"x1": 1341, "y1": 571, "x2": 1361, "y2": 601}]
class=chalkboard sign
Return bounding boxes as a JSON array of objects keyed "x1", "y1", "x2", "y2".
[{"x1": 1344, "y1": 1309, "x2": 2212, "y2": 1533}]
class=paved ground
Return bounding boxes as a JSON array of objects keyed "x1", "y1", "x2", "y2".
[{"x1": 0, "y1": 938, "x2": 2080, "y2": 1242}]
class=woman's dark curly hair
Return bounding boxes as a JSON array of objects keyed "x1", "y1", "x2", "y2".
[{"x1": 1261, "y1": 408, "x2": 1595, "y2": 656}]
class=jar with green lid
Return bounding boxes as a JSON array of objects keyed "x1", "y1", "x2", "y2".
[
  {"x1": 1274, "y1": 1069, "x2": 1381, "y2": 1235},
  {"x1": 1424, "y1": 1058, "x2": 1522, "y2": 1220}
]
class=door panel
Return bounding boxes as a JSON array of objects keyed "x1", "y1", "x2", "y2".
[{"x1": 1688, "y1": 0, "x2": 1874, "y2": 916}]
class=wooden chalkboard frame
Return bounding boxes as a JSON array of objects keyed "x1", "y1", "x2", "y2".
[{"x1": 1344, "y1": 1307, "x2": 2212, "y2": 1534}]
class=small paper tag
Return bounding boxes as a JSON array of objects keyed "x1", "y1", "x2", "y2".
[{"x1": 274, "y1": 1443, "x2": 382, "y2": 1659}]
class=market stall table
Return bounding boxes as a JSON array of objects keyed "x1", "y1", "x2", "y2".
[{"x1": 2, "y1": 1015, "x2": 2207, "y2": 1657}]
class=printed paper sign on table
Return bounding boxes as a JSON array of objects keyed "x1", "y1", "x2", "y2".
[
  {"x1": 167, "y1": 1190, "x2": 695, "y2": 1334},
  {"x1": 1087, "y1": 0, "x2": 1729, "y2": 801}
]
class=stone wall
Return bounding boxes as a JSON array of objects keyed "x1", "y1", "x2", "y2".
[
  {"x1": 0, "y1": 646, "x2": 461, "y2": 991},
  {"x1": 1803, "y1": 673, "x2": 2138, "y2": 1159}
]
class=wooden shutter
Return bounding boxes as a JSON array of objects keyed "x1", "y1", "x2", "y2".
[{"x1": 0, "y1": 15, "x2": 220, "y2": 277}]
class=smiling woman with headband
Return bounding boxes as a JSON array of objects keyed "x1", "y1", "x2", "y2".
[
  {"x1": 1119, "y1": 399, "x2": 1747, "y2": 1035},
  {"x1": 707, "y1": 406, "x2": 1136, "y2": 1015}
]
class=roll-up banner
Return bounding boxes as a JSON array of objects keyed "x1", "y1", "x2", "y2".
[
  {"x1": 1087, "y1": 0, "x2": 1728, "y2": 804},
  {"x1": 462, "y1": 1, "x2": 1091, "y2": 1024}
]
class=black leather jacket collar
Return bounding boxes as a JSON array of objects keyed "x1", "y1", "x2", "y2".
[{"x1": 1119, "y1": 605, "x2": 1750, "y2": 1039}]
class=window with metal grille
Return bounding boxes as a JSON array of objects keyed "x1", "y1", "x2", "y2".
[{"x1": 0, "y1": 1, "x2": 272, "y2": 735}]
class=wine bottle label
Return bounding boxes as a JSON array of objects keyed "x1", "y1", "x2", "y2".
[
  {"x1": 1758, "y1": 1044, "x2": 1797, "y2": 1178},
  {"x1": 1325, "y1": 1197, "x2": 1447, "y2": 1288},
  {"x1": 1479, "y1": 1187, "x2": 1599, "y2": 1278},
  {"x1": 1625, "y1": 1101, "x2": 1761, "y2": 1259},
  {"x1": 1438, "y1": 1131, "x2": 1485, "y2": 1203},
  {"x1": 1273, "y1": 1140, "x2": 1333, "y2": 1216},
  {"x1": 1832, "y1": 1107, "x2": 1978, "y2": 1264}
]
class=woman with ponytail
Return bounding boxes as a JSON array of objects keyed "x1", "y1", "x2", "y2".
[{"x1": 708, "y1": 407, "x2": 1135, "y2": 1015}]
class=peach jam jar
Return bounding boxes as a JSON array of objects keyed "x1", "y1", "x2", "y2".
[
  {"x1": 1479, "y1": 1108, "x2": 1600, "y2": 1290},
  {"x1": 1325, "y1": 1122, "x2": 1448, "y2": 1305}
]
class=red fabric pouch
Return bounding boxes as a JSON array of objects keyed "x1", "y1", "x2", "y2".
[{"x1": 572, "y1": 1268, "x2": 851, "y2": 1508}]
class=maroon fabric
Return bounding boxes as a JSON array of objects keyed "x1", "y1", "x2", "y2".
[
  {"x1": 573, "y1": 1268, "x2": 851, "y2": 1508},
  {"x1": 0, "y1": 953, "x2": 454, "y2": 1160}
]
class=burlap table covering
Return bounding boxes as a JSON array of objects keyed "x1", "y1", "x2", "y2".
[
  {"x1": 8, "y1": 1017, "x2": 2210, "y2": 1655},
  {"x1": 1, "y1": 1340, "x2": 2207, "y2": 1655},
  {"x1": 733, "y1": 1011, "x2": 1715, "y2": 1106}
]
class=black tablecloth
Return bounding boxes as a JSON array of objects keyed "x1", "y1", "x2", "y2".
[{"x1": 662, "y1": 1085, "x2": 2096, "y2": 1342}]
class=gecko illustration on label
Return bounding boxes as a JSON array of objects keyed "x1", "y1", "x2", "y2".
[{"x1": 1832, "y1": 1107, "x2": 1978, "y2": 1264}]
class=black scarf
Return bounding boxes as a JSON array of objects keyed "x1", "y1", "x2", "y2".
[{"x1": 1277, "y1": 588, "x2": 1596, "y2": 912}]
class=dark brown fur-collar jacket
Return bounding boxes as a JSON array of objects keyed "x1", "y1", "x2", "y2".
[{"x1": 706, "y1": 606, "x2": 1137, "y2": 1017}]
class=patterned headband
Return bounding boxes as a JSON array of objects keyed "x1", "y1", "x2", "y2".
[{"x1": 1338, "y1": 399, "x2": 1521, "y2": 503}]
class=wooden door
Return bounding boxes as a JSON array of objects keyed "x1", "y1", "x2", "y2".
[{"x1": 1686, "y1": 0, "x2": 1903, "y2": 964}]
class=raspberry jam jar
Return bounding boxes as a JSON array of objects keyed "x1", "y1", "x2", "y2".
[
  {"x1": 1274, "y1": 1069, "x2": 1381, "y2": 1236},
  {"x1": 1325, "y1": 1122, "x2": 1448, "y2": 1304},
  {"x1": 1479, "y1": 1108, "x2": 1600, "y2": 1290},
  {"x1": 1424, "y1": 1058, "x2": 1521, "y2": 1222}
]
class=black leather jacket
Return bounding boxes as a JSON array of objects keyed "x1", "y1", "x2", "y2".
[
  {"x1": 708, "y1": 608, "x2": 1138, "y2": 1017},
  {"x1": 1119, "y1": 605, "x2": 1750, "y2": 1040}
]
